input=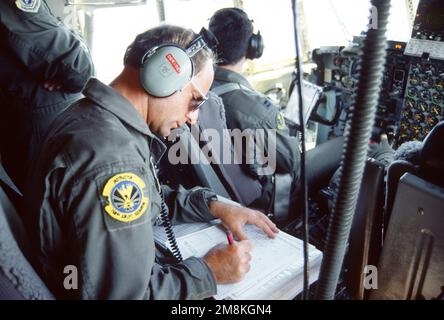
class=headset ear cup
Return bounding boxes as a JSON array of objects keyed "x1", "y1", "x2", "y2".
[
  {"x1": 140, "y1": 45, "x2": 193, "y2": 97},
  {"x1": 246, "y1": 31, "x2": 264, "y2": 60}
]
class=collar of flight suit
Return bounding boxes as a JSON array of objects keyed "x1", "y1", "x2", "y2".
[
  {"x1": 213, "y1": 67, "x2": 255, "y2": 91},
  {"x1": 82, "y1": 78, "x2": 167, "y2": 162}
]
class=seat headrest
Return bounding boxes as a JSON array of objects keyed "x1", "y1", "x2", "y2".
[{"x1": 421, "y1": 121, "x2": 444, "y2": 170}]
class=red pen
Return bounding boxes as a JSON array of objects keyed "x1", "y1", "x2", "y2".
[{"x1": 225, "y1": 229, "x2": 235, "y2": 245}]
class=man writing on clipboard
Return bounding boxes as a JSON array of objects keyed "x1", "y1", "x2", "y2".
[{"x1": 24, "y1": 24, "x2": 279, "y2": 300}]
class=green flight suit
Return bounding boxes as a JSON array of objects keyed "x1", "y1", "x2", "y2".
[{"x1": 25, "y1": 78, "x2": 217, "y2": 300}]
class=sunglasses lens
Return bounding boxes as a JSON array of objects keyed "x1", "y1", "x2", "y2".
[{"x1": 193, "y1": 98, "x2": 207, "y2": 111}]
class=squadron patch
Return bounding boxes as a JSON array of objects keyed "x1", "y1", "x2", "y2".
[
  {"x1": 102, "y1": 173, "x2": 149, "y2": 223},
  {"x1": 15, "y1": 0, "x2": 41, "y2": 13},
  {"x1": 276, "y1": 113, "x2": 287, "y2": 130}
]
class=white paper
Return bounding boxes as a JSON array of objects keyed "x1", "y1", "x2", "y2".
[
  {"x1": 176, "y1": 224, "x2": 323, "y2": 300},
  {"x1": 153, "y1": 219, "x2": 221, "y2": 249}
]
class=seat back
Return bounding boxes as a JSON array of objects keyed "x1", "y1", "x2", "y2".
[
  {"x1": 384, "y1": 160, "x2": 418, "y2": 228},
  {"x1": 162, "y1": 124, "x2": 232, "y2": 199},
  {"x1": 197, "y1": 92, "x2": 263, "y2": 206},
  {"x1": 345, "y1": 159, "x2": 385, "y2": 300},
  {"x1": 370, "y1": 173, "x2": 444, "y2": 300},
  {"x1": 369, "y1": 122, "x2": 444, "y2": 300}
]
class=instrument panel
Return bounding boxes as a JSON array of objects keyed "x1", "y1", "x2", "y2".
[
  {"x1": 397, "y1": 59, "x2": 444, "y2": 144},
  {"x1": 310, "y1": 40, "x2": 443, "y2": 147}
]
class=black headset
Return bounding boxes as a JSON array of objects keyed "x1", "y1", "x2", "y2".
[
  {"x1": 211, "y1": 7, "x2": 264, "y2": 61},
  {"x1": 140, "y1": 28, "x2": 218, "y2": 98},
  {"x1": 246, "y1": 30, "x2": 264, "y2": 60}
]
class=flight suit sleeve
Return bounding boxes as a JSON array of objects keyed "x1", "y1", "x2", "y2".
[
  {"x1": 55, "y1": 165, "x2": 155, "y2": 299},
  {"x1": 162, "y1": 184, "x2": 216, "y2": 224},
  {"x1": 148, "y1": 257, "x2": 217, "y2": 300},
  {"x1": 0, "y1": 0, "x2": 93, "y2": 92},
  {"x1": 54, "y1": 163, "x2": 215, "y2": 299}
]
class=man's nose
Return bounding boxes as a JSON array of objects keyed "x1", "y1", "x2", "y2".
[{"x1": 186, "y1": 109, "x2": 199, "y2": 125}]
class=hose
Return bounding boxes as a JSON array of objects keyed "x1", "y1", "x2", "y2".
[{"x1": 315, "y1": 0, "x2": 391, "y2": 300}]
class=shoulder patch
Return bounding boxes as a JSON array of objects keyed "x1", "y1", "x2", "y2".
[
  {"x1": 15, "y1": 0, "x2": 41, "y2": 13},
  {"x1": 102, "y1": 173, "x2": 149, "y2": 223},
  {"x1": 276, "y1": 113, "x2": 287, "y2": 130},
  {"x1": 263, "y1": 99, "x2": 272, "y2": 109}
]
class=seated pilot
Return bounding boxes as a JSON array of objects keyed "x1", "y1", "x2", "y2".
[
  {"x1": 208, "y1": 8, "x2": 302, "y2": 221},
  {"x1": 24, "y1": 24, "x2": 278, "y2": 300}
]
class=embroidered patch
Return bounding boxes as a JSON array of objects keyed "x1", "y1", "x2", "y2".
[
  {"x1": 102, "y1": 173, "x2": 149, "y2": 223},
  {"x1": 276, "y1": 113, "x2": 286, "y2": 130},
  {"x1": 263, "y1": 99, "x2": 272, "y2": 109},
  {"x1": 15, "y1": 0, "x2": 41, "y2": 13}
]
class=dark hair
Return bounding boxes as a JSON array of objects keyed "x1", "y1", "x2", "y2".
[
  {"x1": 124, "y1": 24, "x2": 214, "y2": 74},
  {"x1": 209, "y1": 8, "x2": 253, "y2": 65}
]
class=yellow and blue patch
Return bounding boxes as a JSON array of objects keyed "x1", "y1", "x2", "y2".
[
  {"x1": 102, "y1": 173, "x2": 149, "y2": 223},
  {"x1": 15, "y1": 0, "x2": 41, "y2": 13}
]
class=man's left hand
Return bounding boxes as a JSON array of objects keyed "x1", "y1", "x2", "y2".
[{"x1": 209, "y1": 201, "x2": 279, "y2": 241}]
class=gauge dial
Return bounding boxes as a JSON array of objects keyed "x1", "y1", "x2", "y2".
[
  {"x1": 399, "y1": 122, "x2": 409, "y2": 132},
  {"x1": 435, "y1": 79, "x2": 444, "y2": 91},
  {"x1": 407, "y1": 87, "x2": 417, "y2": 98},
  {"x1": 426, "y1": 114, "x2": 439, "y2": 127},
  {"x1": 419, "y1": 90, "x2": 430, "y2": 100},
  {"x1": 402, "y1": 108, "x2": 412, "y2": 118},
  {"x1": 432, "y1": 92, "x2": 443, "y2": 104},
  {"x1": 417, "y1": 101, "x2": 429, "y2": 113},
  {"x1": 431, "y1": 105, "x2": 442, "y2": 117},
  {"x1": 420, "y1": 77, "x2": 432, "y2": 88},
  {"x1": 412, "y1": 124, "x2": 422, "y2": 138},
  {"x1": 414, "y1": 112, "x2": 425, "y2": 123},
  {"x1": 410, "y1": 76, "x2": 420, "y2": 86}
]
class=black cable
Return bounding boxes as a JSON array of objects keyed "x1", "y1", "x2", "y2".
[
  {"x1": 159, "y1": 190, "x2": 183, "y2": 262},
  {"x1": 150, "y1": 156, "x2": 183, "y2": 262},
  {"x1": 291, "y1": 0, "x2": 310, "y2": 300},
  {"x1": 315, "y1": 0, "x2": 391, "y2": 300}
]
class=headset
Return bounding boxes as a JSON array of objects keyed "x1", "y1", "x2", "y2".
[
  {"x1": 210, "y1": 7, "x2": 264, "y2": 62},
  {"x1": 246, "y1": 30, "x2": 264, "y2": 60},
  {"x1": 140, "y1": 28, "x2": 218, "y2": 98}
]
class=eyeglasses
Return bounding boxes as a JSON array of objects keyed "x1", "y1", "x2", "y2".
[{"x1": 183, "y1": 78, "x2": 208, "y2": 112}]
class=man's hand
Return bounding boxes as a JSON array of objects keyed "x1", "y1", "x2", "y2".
[
  {"x1": 209, "y1": 201, "x2": 279, "y2": 241},
  {"x1": 203, "y1": 241, "x2": 252, "y2": 283}
]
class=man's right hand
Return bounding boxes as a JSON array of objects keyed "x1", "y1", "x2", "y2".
[{"x1": 203, "y1": 240, "x2": 252, "y2": 284}]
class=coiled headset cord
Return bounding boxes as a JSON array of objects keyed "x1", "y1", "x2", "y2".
[{"x1": 150, "y1": 157, "x2": 183, "y2": 262}]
